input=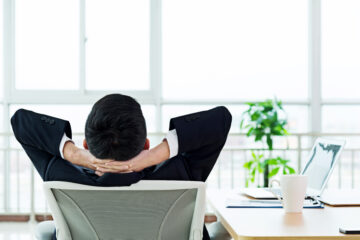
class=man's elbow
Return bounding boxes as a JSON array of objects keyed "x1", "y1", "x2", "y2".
[
  {"x1": 219, "y1": 106, "x2": 232, "y2": 134},
  {"x1": 10, "y1": 108, "x2": 27, "y2": 141},
  {"x1": 11, "y1": 108, "x2": 26, "y2": 125}
]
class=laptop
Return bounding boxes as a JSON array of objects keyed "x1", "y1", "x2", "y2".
[{"x1": 241, "y1": 138, "x2": 346, "y2": 201}]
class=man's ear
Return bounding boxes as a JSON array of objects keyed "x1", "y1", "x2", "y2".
[
  {"x1": 83, "y1": 139, "x2": 88, "y2": 150},
  {"x1": 144, "y1": 138, "x2": 150, "y2": 150}
]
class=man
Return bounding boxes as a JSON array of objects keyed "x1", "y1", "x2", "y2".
[{"x1": 11, "y1": 94, "x2": 232, "y2": 240}]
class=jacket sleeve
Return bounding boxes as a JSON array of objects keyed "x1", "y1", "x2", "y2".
[
  {"x1": 168, "y1": 106, "x2": 232, "y2": 154},
  {"x1": 11, "y1": 108, "x2": 72, "y2": 158}
]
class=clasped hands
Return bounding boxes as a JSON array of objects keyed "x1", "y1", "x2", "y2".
[
  {"x1": 64, "y1": 140, "x2": 170, "y2": 177},
  {"x1": 91, "y1": 150, "x2": 151, "y2": 176}
]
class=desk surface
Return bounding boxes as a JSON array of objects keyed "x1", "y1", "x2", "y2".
[{"x1": 207, "y1": 189, "x2": 360, "y2": 240}]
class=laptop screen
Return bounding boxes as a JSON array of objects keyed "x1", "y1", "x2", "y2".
[{"x1": 301, "y1": 138, "x2": 345, "y2": 196}]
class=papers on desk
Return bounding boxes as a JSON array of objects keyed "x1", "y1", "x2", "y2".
[{"x1": 226, "y1": 198, "x2": 324, "y2": 208}]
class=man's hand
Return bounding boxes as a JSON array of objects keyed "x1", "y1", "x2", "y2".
[
  {"x1": 94, "y1": 140, "x2": 170, "y2": 174},
  {"x1": 63, "y1": 141, "x2": 119, "y2": 171},
  {"x1": 95, "y1": 150, "x2": 151, "y2": 174}
]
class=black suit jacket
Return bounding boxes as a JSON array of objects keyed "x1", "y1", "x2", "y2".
[
  {"x1": 11, "y1": 106, "x2": 232, "y2": 186},
  {"x1": 11, "y1": 106, "x2": 231, "y2": 240}
]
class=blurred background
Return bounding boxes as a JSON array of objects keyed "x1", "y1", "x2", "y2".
[{"x1": 1, "y1": 0, "x2": 360, "y2": 237}]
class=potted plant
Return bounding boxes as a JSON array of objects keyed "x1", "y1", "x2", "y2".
[{"x1": 240, "y1": 99, "x2": 295, "y2": 187}]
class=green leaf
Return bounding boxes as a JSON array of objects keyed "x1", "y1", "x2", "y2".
[
  {"x1": 279, "y1": 159, "x2": 289, "y2": 165},
  {"x1": 258, "y1": 161, "x2": 265, "y2": 173},
  {"x1": 250, "y1": 176, "x2": 255, "y2": 183},
  {"x1": 251, "y1": 151, "x2": 257, "y2": 159},
  {"x1": 247, "y1": 127, "x2": 255, "y2": 137},
  {"x1": 240, "y1": 119, "x2": 244, "y2": 129},
  {"x1": 266, "y1": 135, "x2": 273, "y2": 150},
  {"x1": 245, "y1": 179, "x2": 249, "y2": 188},
  {"x1": 250, "y1": 112, "x2": 261, "y2": 121},
  {"x1": 255, "y1": 133, "x2": 263, "y2": 142},
  {"x1": 246, "y1": 102, "x2": 255, "y2": 106},
  {"x1": 268, "y1": 167, "x2": 280, "y2": 178},
  {"x1": 251, "y1": 168, "x2": 257, "y2": 177},
  {"x1": 244, "y1": 124, "x2": 251, "y2": 129},
  {"x1": 285, "y1": 166, "x2": 296, "y2": 174},
  {"x1": 266, "y1": 158, "x2": 279, "y2": 165},
  {"x1": 243, "y1": 161, "x2": 253, "y2": 169}
]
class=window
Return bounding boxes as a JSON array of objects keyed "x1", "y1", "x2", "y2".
[
  {"x1": 163, "y1": 0, "x2": 308, "y2": 100},
  {"x1": 10, "y1": 104, "x2": 91, "y2": 133},
  {"x1": 0, "y1": 105, "x2": 3, "y2": 134},
  {"x1": 141, "y1": 105, "x2": 156, "y2": 133},
  {"x1": 322, "y1": 0, "x2": 360, "y2": 99},
  {"x1": 0, "y1": 104, "x2": 3, "y2": 211},
  {"x1": 322, "y1": 106, "x2": 360, "y2": 151},
  {"x1": 85, "y1": 0, "x2": 150, "y2": 90},
  {"x1": 3, "y1": 0, "x2": 360, "y2": 214},
  {"x1": 0, "y1": 0, "x2": 3, "y2": 99},
  {"x1": 10, "y1": 104, "x2": 92, "y2": 152},
  {"x1": 322, "y1": 106, "x2": 360, "y2": 133},
  {"x1": 9, "y1": 104, "x2": 156, "y2": 142},
  {"x1": 162, "y1": 104, "x2": 309, "y2": 133},
  {"x1": 162, "y1": 105, "x2": 215, "y2": 132},
  {"x1": 8, "y1": 150, "x2": 32, "y2": 212},
  {"x1": 15, "y1": 0, "x2": 80, "y2": 90},
  {"x1": 283, "y1": 106, "x2": 309, "y2": 133}
]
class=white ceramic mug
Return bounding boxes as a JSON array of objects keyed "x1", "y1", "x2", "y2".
[{"x1": 269, "y1": 175, "x2": 307, "y2": 213}]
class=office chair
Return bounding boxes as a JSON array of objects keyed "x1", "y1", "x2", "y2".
[{"x1": 36, "y1": 180, "x2": 206, "y2": 240}]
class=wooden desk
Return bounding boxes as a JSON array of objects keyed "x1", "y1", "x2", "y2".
[{"x1": 207, "y1": 190, "x2": 360, "y2": 240}]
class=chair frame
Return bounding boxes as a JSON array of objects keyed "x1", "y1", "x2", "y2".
[{"x1": 43, "y1": 180, "x2": 206, "y2": 240}]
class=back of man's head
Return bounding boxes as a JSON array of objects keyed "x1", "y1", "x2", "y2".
[{"x1": 85, "y1": 94, "x2": 147, "y2": 161}]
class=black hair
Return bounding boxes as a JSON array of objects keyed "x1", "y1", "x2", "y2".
[{"x1": 85, "y1": 94, "x2": 147, "y2": 161}]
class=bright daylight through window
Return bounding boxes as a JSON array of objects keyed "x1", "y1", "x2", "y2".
[
  {"x1": 2, "y1": 0, "x2": 360, "y2": 224},
  {"x1": 86, "y1": 0, "x2": 150, "y2": 90},
  {"x1": 322, "y1": 0, "x2": 360, "y2": 99},
  {"x1": 163, "y1": 0, "x2": 308, "y2": 100},
  {"x1": 15, "y1": 0, "x2": 80, "y2": 90}
]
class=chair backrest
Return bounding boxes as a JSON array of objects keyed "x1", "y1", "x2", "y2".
[{"x1": 43, "y1": 180, "x2": 206, "y2": 240}]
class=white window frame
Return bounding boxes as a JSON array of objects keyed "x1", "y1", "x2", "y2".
[{"x1": 3, "y1": 0, "x2": 345, "y2": 213}]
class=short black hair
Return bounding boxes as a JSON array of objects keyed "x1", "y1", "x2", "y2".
[{"x1": 85, "y1": 94, "x2": 147, "y2": 161}]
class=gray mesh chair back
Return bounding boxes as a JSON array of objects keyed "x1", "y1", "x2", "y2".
[{"x1": 43, "y1": 181, "x2": 206, "y2": 240}]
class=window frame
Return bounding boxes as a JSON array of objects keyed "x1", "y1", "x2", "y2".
[{"x1": 7, "y1": 0, "x2": 358, "y2": 212}]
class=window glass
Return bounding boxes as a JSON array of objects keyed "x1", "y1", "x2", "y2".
[
  {"x1": 10, "y1": 105, "x2": 91, "y2": 147},
  {"x1": 141, "y1": 105, "x2": 156, "y2": 133},
  {"x1": 0, "y1": 105, "x2": 3, "y2": 132},
  {"x1": 283, "y1": 106, "x2": 309, "y2": 133},
  {"x1": 162, "y1": 105, "x2": 216, "y2": 132},
  {"x1": 0, "y1": 103, "x2": 3, "y2": 154},
  {"x1": 0, "y1": 0, "x2": 3, "y2": 99},
  {"x1": 8, "y1": 150, "x2": 32, "y2": 212},
  {"x1": 163, "y1": 0, "x2": 308, "y2": 100},
  {"x1": 322, "y1": 106, "x2": 360, "y2": 133},
  {"x1": 9, "y1": 103, "x2": 156, "y2": 144},
  {"x1": 10, "y1": 104, "x2": 91, "y2": 132},
  {"x1": 86, "y1": 0, "x2": 150, "y2": 90},
  {"x1": 322, "y1": 105, "x2": 360, "y2": 150},
  {"x1": 15, "y1": 0, "x2": 79, "y2": 90},
  {"x1": 0, "y1": 104, "x2": 3, "y2": 211},
  {"x1": 162, "y1": 105, "x2": 308, "y2": 133},
  {"x1": 322, "y1": 0, "x2": 360, "y2": 99}
]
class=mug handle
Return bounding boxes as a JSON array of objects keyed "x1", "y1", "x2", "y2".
[{"x1": 269, "y1": 179, "x2": 282, "y2": 202}]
